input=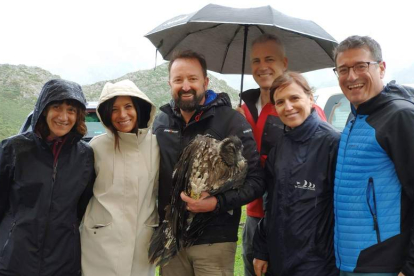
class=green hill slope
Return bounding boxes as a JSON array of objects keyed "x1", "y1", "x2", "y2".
[
  {"x1": 82, "y1": 62, "x2": 240, "y2": 107},
  {"x1": 0, "y1": 64, "x2": 60, "y2": 140},
  {"x1": 0, "y1": 63, "x2": 239, "y2": 140}
]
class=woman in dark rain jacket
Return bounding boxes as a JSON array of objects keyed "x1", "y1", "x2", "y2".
[
  {"x1": 0, "y1": 79, "x2": 95, "y2": 275},
  {"x1": 253, "y1": 72, "x2": 340, "y2": 276}
]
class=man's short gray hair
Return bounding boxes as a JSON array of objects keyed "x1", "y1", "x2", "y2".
[
  {"x1": 334, "y1": 35, "x2": 382, "y2": 65},
  {"x1": 251, "y1": 33, "x2": 286, "y2": 57}
]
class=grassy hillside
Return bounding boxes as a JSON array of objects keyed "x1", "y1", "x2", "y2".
[
  {"x1": 82, "y1": 62, "x2": 240, "y2": 107},
  {"x1": 0, "y1": 63, "x2": 240, "y2": 141},
  {"x1": 0, "y1": 92, "x2": 33, "y2": 140},
  {"x1": 0, "y1": 64, "x2": 60, "y2": 140}
]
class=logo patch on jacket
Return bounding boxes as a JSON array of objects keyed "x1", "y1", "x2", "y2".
[
  {"x1": 295, "y1": 180, "x2": 316, "y2": 191},
  {"x1": 164, "y1": 129, "x2": 179, "y2": 134}
]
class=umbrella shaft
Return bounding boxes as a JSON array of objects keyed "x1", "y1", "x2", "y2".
[{"x1": 239, "y1": 25, "x2": 249, "y2": 106}]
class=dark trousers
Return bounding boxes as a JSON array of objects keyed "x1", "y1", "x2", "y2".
[{"x1": 242, "y1": 216, "x2": 261, "y2": 276}]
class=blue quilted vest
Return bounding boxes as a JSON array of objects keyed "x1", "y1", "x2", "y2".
[{"x1": 334, "y1": 114, "x2": 401, "y2": 272}]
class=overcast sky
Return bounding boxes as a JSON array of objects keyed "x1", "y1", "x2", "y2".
[{"x1": 1, "y1": 0, "x2": 413, "y2": 90}]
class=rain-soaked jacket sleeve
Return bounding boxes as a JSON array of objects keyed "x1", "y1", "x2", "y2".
[
  {"x1": 253, "y1": 147, "x2": 277, "y2": 261},
  {"x1": 0, "y1": 139, "x2": 14, "y2": 222},
  {"x1": 214, "y1": 112, "x2": 265, "y2": 212},
  {"x1": 253, "y1": 218, "x2": 268, "y2": 261},
  {"x1": 77, "y1": 147, "x2": 96, "y2": 221},
  {"x1": 378, "y1": 104, "x2": 414, "y2": 276}
]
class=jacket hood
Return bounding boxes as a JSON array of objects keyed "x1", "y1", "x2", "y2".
[
  {"x1": 355, "y1": 81, "x2": 414, "y2": 115},
  {"x1": 97, "y1": 79, "x2": 156, "y2": 130},
  {"x1": 31, "y1": 79, "x2": 87, "y2": 131}
]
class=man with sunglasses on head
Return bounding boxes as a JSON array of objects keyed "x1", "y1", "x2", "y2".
[{"x1": 333, "y1": 35, "x2": 414, "y2": 276}]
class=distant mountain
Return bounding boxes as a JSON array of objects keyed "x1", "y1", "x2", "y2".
[
  {"x1": 0, "y1": 64, "x2": 61, "y2": 140},
  {"x1": 0, "y1": 64, "x2": 60, "y2": 102},
  {"x1": 82, "y1": 62, "x2": 240, "y2": 107},
  {"x1": 0, "y1": 63, "x2": 239, "y2": 140}
]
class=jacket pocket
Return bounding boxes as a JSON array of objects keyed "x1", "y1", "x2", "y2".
[
  {"x1": 83, "y1": 199, "x2": 113, "y2": 230},
  {"x1": 144, "y1": 207, "x2": 159, "y2": 228},
  {"x1": 90, "y1": 222, "x2": 112, "y2": 230},
  {"x1": 366, "y1": 177, "x2": 381, "y2": 243},
  {"x1": 0, "y1": 221, "x2": 16, "y2": 258}
]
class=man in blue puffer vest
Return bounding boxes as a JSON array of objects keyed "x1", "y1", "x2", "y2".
[{"x1": 333, "y1": 35, "x2": 414, "y2": 276}]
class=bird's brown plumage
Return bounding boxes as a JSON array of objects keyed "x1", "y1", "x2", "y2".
[{"x1": 148, "y1": 134, "x2": 247, "y2": 266}]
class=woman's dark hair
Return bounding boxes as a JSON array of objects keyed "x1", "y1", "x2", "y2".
[
  {"x1": 35, "y1": 99, "x2": 87, "y2": 139},
  {"x1": 98, "y1": 96, "x2": 152, "y2": 150},
  {"x1": 269, "y1": 71, "x2": 313, "y2": 105}
]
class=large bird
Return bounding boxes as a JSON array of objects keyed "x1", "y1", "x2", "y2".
[{"x1": 148, "y1": 134, "x2": 247, "y2": 266}]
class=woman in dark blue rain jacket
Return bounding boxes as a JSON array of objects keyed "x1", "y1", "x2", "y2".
[
  {"x1": 253, "y1": 72, "x2": 340, "y2": 276},
  {"x1": 0, "y1": 79, "x2": 95, "y2": 275}
]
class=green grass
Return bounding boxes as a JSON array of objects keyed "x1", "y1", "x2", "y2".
[
  {"x1": 235, "y1": 205, "x2": 247, "y2": 275},
  {"x1": 156, "y1": 206, "x2": 247, "y2": 275},
  {"x1": 0, "y1": 93, "x2": 33, "y2": 141}
]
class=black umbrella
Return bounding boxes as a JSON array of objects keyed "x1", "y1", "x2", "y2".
[{"x1": 145, "y1": 4, "x2": 338, "y2": 105}]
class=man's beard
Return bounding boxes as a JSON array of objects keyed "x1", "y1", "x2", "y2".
[{"x1": 174, "y1": 89, "x2": 205, "y2": 112}]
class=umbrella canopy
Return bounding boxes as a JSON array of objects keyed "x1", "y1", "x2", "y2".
[{"x1": 145, "y1": 4, "x2": 338, "y2": 102}]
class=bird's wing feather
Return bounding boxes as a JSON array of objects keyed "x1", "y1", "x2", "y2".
[{"x1": 149, "y1": 134, "x2": 248, "y2": 266}]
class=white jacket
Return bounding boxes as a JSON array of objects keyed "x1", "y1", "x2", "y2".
[{"x1": 81, "y1": 80, "x2": 159, "y2": 276}]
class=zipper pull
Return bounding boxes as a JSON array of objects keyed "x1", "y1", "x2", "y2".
[
  {"x1": 52, "y1": 162, "x2": 58, "y2": 182},
  {"x1": 10, "y1": 222, "x2": 16, "y2": 232}
]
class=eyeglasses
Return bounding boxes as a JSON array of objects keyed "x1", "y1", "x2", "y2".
[{"x1": 333, "y1": 62, "x2": 379, "y2": 78}]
